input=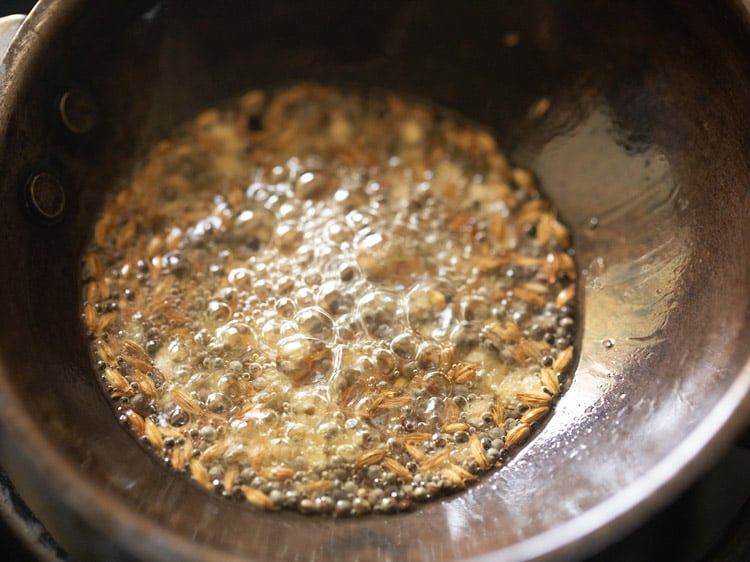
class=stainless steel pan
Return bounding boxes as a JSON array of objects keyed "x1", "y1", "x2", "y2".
[{"x1": 0, "y1": 1, "x2": 748, "y2": 560}]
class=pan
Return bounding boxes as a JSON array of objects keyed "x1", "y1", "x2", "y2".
[{"x1": 0, "y1": 1, "x2": 748, "y2": 560}]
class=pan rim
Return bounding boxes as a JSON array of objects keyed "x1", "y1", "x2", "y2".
[{"x1": 0, "y1": 1, "x2": 749, "y2": 561}]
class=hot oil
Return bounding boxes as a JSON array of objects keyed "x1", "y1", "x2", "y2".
[{"x1": 81, "y1": 84, "x2": 577, "y2": 515}]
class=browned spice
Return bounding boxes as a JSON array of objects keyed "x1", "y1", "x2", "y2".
[{"x1": 82, "y1": 84, "x2": 578, "y2": 515}]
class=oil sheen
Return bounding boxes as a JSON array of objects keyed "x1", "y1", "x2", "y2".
[{"x1": 81, "y1": 84, "x2": 577, "y2": 516}]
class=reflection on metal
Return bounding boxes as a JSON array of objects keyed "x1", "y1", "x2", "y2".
[
  {"x1": 0, "y1": 15, "x2": 24, "y2": 61},
  {"x1": 59, "y1": 89, "x2": 99, "y2": 134},
  {"x1": 25, "y1": 172, "x2": 66, "y2": 223},
  {"x1": 530, "y1": 108, "x2": 688, "y2": 419}
]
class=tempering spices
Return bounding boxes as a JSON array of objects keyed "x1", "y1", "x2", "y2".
[{"x1": 81, "y1": 84, "x2": 577, "y2": 515}]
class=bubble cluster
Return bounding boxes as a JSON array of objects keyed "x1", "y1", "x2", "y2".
[{"x1": 81, "y1": 84, "x2": 578, "y2": 515}]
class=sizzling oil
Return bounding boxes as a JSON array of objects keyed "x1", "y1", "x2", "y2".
[{"x1": 81, "y1": 84, "x2": 577, "y2": 515}]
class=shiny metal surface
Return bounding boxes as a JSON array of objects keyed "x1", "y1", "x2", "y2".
[
  {"x1": 0, "y1": 1, "x2": 748, "y2": 561},
  {"x1": 0, "y1": 14, "x2": 24, "y2": 57}
]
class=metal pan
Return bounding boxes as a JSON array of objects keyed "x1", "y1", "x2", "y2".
[{"x1": 0, "y1": 1, "x2": 748, "y2": 560}]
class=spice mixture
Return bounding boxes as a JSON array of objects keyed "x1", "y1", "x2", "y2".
[{"x1": 81, "y1": 84, "x2": 577, "y2": 516}]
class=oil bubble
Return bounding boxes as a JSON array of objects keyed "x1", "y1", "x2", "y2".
[
  {"x1": 391, "y1": 332, "x2": 420, "y2": 361},
  {"x1": 276, "y1": 334, "x2": 331, "y2": 384},
  {"x1": 406, "y1": 279, "x2": 454, "y2": 338},
  {"x1": 357, "y1": 291, "x2": 399, "y2": 339},
  {"x1": 295, "y1": 307, "x2": 335, "y2": 341}
]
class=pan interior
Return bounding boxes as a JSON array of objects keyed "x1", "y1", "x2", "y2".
[{"x1": 0, "y1": 1, "x2": 748, "y2": 561}]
